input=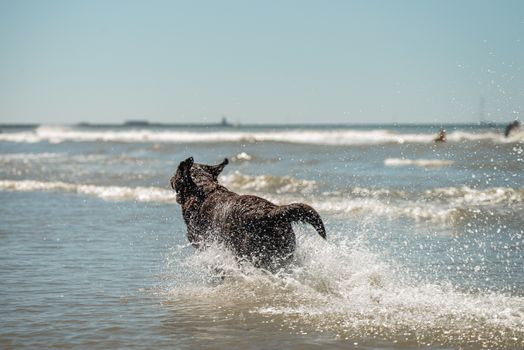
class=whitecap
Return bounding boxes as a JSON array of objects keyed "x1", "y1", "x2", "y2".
[
  {"x1": 1, "y1": 179, "x2": 521, "y2": 224},
  {"x1": 0, "y1": 152, "x2": 63, "y2": 161},
  {"x1": 231, "y1": 152, "x2": 253, "y2": 162},
  {"x1": 3, "y1": 126, "x2": 521, "y2": 145},
  {"x1": 384, "y1": 158, "x2": 454, "y2": 168},
  {"x1": 0, "y1": 180, "x2": 175, "y2": 203},
  {"x1": 220, "y1": 171, "x2": 317, "y2": 194}
]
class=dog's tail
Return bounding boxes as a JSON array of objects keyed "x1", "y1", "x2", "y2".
[{"x1": 272, "y1": 203, "x2": 326, "y2": 239}]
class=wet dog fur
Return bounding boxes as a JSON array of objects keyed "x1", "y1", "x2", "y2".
[{"x1": 171, "y1": 157, "x2": 326, "y2": 269}]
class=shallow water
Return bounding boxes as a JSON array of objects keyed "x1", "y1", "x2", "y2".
[{"x1": 1, "y1": 124, "x2": 523, "y2": 349}]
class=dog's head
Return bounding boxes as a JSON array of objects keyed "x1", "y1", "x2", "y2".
[
  {"x1": 191, "y1": 158, "x2": 229, "y2": 184},
  {"x1": 171, "y1": 157, "x2": 229, "y2": 204},
  {"x1": 171, "y1": 157, "x2": 195, "y2": 204}
]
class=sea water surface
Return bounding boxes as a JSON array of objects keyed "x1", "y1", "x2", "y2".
[{"x1": 1, "y1": 124, "x2": 523, "y2": 349}]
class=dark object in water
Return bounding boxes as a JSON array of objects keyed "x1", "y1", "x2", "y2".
[
  {"x1": 124, "y1": 120, "x2": 150, "y2": 126},
  {"x1": 504, "y1": 120, "x2": 520, "y2": 137},
  {"x1": 170, "y1": 157, "x2": 326, "y2": 269},
  {"x1": 433, "y1": 128, "x2": 446, "y2": 142}
]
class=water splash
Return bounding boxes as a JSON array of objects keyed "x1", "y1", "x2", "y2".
[{"x1": 159, "y1": 229, "x2": 524, "y2": 348}]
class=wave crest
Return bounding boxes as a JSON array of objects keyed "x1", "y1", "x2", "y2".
[
  {"x1": 385, "y1": 158, "x2": 454, "y2": 168},
  {"x1": 1, "y1": 179, "x2": 522, "y2": 224},
  {"x1": 426, "y1": 186, "x2": 524, "y2": 206},
  {"x1": 1, "y1": 126, "x2": 522, "y2": 145},
  {"x1": 231, "y1": 152, "x2": 253, "y2": 162},
  {"x1": 0, "y1": 180, "x2": 174, "y2": 203},
  {"x1": 220, "y1": 171, "x2": 317, "y2": 194}
]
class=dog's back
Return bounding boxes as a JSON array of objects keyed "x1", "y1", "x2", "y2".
[{"x1": 171, "y1": 157, "x2": 326, "y2": 269}]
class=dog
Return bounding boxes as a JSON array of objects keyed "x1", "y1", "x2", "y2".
[{"x1": 170, "y1": 157, "x2": 326, "y2": 269}]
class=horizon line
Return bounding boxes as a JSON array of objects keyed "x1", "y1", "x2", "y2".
[{"x1": 0, "y1": 121, "x2": 506, "y2": 129}]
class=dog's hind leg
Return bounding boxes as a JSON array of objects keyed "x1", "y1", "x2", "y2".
[{"x1": 270, "y1": 203, "x2": 326, "y2": 239}]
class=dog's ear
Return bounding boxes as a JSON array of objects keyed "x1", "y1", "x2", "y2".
[
  {"x1": 179, "y1": 157, "x2": 194, "y2": 180},
  {"x1": 172, "y1": 157, "x2": 195, "y2": 191},
  {"x1": 181, "y1": 157, "x2": 194, "y2": 170},
  {"x1": 205, "y1": 158, "x2": 229, "y2": 180}
]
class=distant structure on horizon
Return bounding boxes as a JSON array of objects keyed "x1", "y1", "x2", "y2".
[
  {"x1": 220, "y1": 117, "x2": 232, "y2": 127},
  {"x1": 74, "y1": 117, "x2": 237, "y2": 127},
  {"x1": 124, "y1": 120, "x2": 150, "y2": 126}
]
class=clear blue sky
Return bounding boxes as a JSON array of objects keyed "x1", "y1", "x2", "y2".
[{"x1": 0, "y1": 0, "x2": 523, "y2": 124}]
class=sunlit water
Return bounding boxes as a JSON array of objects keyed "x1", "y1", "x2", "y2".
[{"x1": 1, "y1": 124, "x2": 523, "y2": 349}]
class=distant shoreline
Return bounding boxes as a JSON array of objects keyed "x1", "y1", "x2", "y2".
[{"x1": 0, "y1": 122, "x2": 506, "y2": 129}]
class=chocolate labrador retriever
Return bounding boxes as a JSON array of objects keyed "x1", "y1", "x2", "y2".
[{"x1": 171, "y1": 157, "x2": 326, "y2": 269}]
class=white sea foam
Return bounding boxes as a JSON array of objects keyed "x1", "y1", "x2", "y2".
[
  {"x1": 220, "y1": 171, "x2": 317, "y2": 194},
  {"x1": 231, "y1": 152, "x2": 253, "y2": 162},
  {"x1": 305, "y1": 186, "x2": 523, "y2": 223},
  {"x1": 219, "y1": 171, "x2": 523, "y2": 222},
  {"x1": 384, "y1": 158, "x2": 454, "y2": 168},
  {"x1": 162, "y1": 232, "x2": 524, "y2": 348},
  {"x1": 0, "y1": 180, "x2": 175, "y2": 203},
  {"x1": 0, "y1": 152, "x2": 63, "y2": 161},
  {"x1": 447, "y1": 129, "x2": 524, "y2": 143},
  {"x1": 238, "y1": 186, "x2": 523, "y2": 224},
  {"x1": 307, "y1": 197, "x2": 457, "y2": 223},
  {"x1": 1, "y1": 179, "x2": 521, "y2": 224},
  {"x1": 1, "y1": 125, "x2": 521, "y2": 145},
  {"x1": 0, "y1": 178, "x2": 448, "y2": 223},
  {"x1": 0, "y1": 152, "x2": 109, "y2": 163},
  {"x1": 426, "y1": 186, "x2": 524, "y2": 206}
]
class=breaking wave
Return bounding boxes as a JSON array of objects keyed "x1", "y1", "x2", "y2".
[
  {"x1": 160, "y1": 231, "x2": 524, "y2": 348},
  {"x1": 288, "y1": 187, "x2": 523, "y2": 224},
  {"x1": 0, "y1": 152, "x2": 63, "y2": 161},
  {"x1": 0, "y1": 152, "x2": 110, "y2": 164},
  {"x1": 384, "y1": 158, "x2": 454, "y2": 168},
  {"x1": 1, "y1": 178, "x2": 522, "y2": 224},
  {"x1": 0, "y1": 180, "x2": 174, "y2": 203},
  {"x1": 425, "y1": 186, "x2": 524, "y2": 206},
  {"x1": 220, "y1": 171, "x2": 317, "y2": 194},
  {"x1": 307, "y1": 197, "x2": 459, "y2": 223},
  {"x1": 1, "y1": 125, "x2": 522, "y2": 145}
]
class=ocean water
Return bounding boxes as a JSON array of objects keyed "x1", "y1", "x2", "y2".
[{"x1": 1, "y1": 124, "x2": 523, "y2": 349}]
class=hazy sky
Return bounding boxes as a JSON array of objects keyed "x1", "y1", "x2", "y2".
[{"x1": 1, "y1": 0, "x2": 523, "y2": 124}]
